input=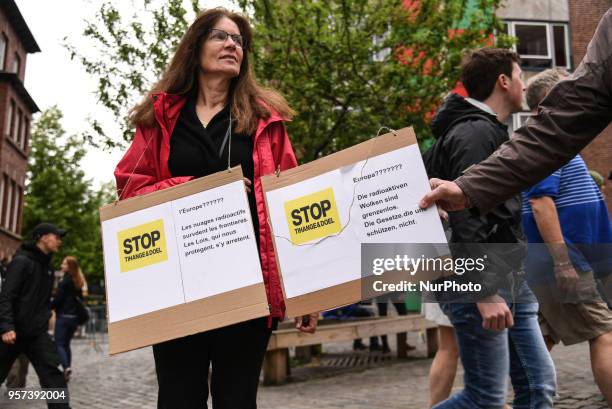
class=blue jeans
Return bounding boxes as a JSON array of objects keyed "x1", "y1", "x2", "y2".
[
  {"x1": 54, "y1": 315, "x2": 79, "y2": 370},
  {"x1": 435, "y1": 281, "x2": 556, "y2": 409}
]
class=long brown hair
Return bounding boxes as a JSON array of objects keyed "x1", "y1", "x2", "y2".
[
  {"x1": 63, "y1": 256, "x2": 86, "y2": 291},
  {"x1": 130, "y1": 7, "x2": 294, "y2": 135}
]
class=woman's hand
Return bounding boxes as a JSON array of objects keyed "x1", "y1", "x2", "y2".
[
  {"x1": 295, "y1": 312, "x2": 319, "y2": 334},
  {"x1": 243, "y1": 177, "x2": 252, "y2": 194},
  {"x1": 1, "y1": 330, "x2": 16, "y2": 345}
]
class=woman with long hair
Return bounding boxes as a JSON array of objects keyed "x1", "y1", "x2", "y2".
[
  {"x1": 52, "y1": 256, "x2": 86, "y2": 382},
  {"x1": 114, "y1": 8, "x2": 318, "y2": 408}
]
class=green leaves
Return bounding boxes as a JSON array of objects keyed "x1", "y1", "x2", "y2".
[
  {"x1": 68, "y1": 0, "x2": 509, "y2": 157},
  {"x1": 64, "y1": 0, "x2": 194, "y2": 147},
  {"x1": 22, "y1": 107, "x2": 111, "y2": 284}
]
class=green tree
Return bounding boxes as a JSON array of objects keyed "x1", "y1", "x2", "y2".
[
  {"x1": 22, "y1": 107, "x2": 107, "y2": 284},
  {"x1": 240, "y1": 0, "x2": 512, "y2": 157},
  {"x1": 67, "y1": 0, "x2": 511, "y2": 157}
]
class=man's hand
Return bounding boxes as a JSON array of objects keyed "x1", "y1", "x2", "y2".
[
  {"x1": 295, "y1": 313, "x2": 319, "y2": 334},
  {"x1": 477, "y1": 295, "x2": 514, "y2": 330},
  {"x1": 554, "y1": 263, "x2": 579, "y2": 293},
  {"x1": 1, "y1": 330, "x2": 16, "y2": 344},
  {"x1": 419, "y1": 178, "x2": 469, "y2": 212}
]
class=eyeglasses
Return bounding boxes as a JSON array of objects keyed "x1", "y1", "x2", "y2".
[{"x1": 208, "y1": 28, "x2": 244, "y2": 48}]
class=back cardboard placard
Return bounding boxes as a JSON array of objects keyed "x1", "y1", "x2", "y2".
[
  {"x1": 261, "y1": 127, "x2": 447, "y2": 317},
  {"x1": 100, "y1": 167, "x2": 269, "y2": 355}
]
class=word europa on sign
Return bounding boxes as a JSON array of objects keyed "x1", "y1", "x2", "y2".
[
  {"x1": 284, "y1": 187, "x2": 342, "y2": 245},
  {"x1": 117, "y1": 219, "x2": 169, "y2": 272},
  {"x1": 178, "y1": 197, "x2": 224, "y2": 215},
  {"x1": 353, "y1": 163, "x2": 403, "y2": 183}
]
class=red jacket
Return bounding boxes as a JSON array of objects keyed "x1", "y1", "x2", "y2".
[{"x1": 114, "y1": 92, "x2": 297, "y2": 319}]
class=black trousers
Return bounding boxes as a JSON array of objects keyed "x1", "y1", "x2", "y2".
[
  {"x1": 0, "y1": 332, "x2": 70, "y2": 409},
  {"x1": 153, "y1": 317, "x2": 273, "y2": 409}
]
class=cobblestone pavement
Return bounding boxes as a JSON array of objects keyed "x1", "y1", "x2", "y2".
[{"x1": 1, "y1": 332, "x2": 607, "y2": 408}]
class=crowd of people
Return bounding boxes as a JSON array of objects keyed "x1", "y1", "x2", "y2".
[
  {"x1": 0, "y1": 223, "x2": 88, "y2": 408},
  {"x1": 420, "y1": 48, "x2": 612, "y2": 408},
  {"x1": 0, "y1": 5, "x2": 611, "y2": 409},
  {"x1": 419, "y1": 7, "x2": 612, "y2": 408}
]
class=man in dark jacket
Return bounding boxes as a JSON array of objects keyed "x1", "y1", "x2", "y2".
[
  {"x1": 0, "y1": 258, "x2": 8, "y2": 287},
  {"x1": 428, "y1": 49, "x2": 555, "y2": 409},
  {"x1": 0, "y1": 223, "x2": 71, "y2": 409}
]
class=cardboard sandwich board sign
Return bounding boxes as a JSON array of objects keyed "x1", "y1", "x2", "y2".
[
  {"x1": 100, "y1": 167, "x2": 269, "y2": 355},
  {"x1": 261, "y1": 127, "x2": 447, "y2": 317}
]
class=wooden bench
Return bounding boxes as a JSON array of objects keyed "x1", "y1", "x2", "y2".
[{"x1": 263, "y1": 314, "x2": 438, "y2": 385}]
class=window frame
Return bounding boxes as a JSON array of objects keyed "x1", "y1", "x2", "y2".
[
  {"x1": 0, "y1": 176, "x2": 4, "y2": 227},
  {"x1": 15, "y1": 108, "x2": 22, "y2": 146},
  {"x1": 512, "y1": 111, "x2": 533, "y2": 131},
  {"x1": 551, "y1": 24, "x2": 571, "y2": 68},
  {"x1": 11, "y1": 52, "x2": 20, "y2": 75},
  {"x1": 3, "y1": 176, "x2": 12, "y2": 229},
  {"x1": 511, "y1": 21, "x2": 551, "y2": 59},
  {"x1": 11, "y1": 182, "x2": 20, "y2": 233},
  {"x1": 504, "y1": 20, "x2": 571, "y2": 70},
  {"x1": 5, "y1": 99, "x2": 14, "y2": 138},
  {"x1": 21, "y1": 118, "x2": 29, "y2": 151},
  {"x1": 372, "y1": 32, "x2": 391, "y2": 63}
]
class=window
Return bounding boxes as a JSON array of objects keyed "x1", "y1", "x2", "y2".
[
  {"x1": 12, "y1": 52, "x2": 20, "y2": 74},
  {"x1": 553, "y1": 25, "x2": 569, "y2": 68},
  {"x1": 5, "y1": 99, "x2": 14, "y2": 137},
  {"x1": 512, "y1": 112, "x2": 532, "y2": 131},
  {"x1": 0, "y1": 34, "x2": 7, "y2": 70},
  {"x1": 507, "y1": 112, "x2": 533, "y2": 135},
  {"x1": 372, "y1": 32, "x2": 391, "y2": 62},
  {"x1": 3, "y1": 177, "x2": 12, "y2": 230},
  {"x1": 0, "y1": 177, "x2": 4, "y2": 227},
  {"x1": 21, "y1": 119, "x2": 29, "y2": 150},
  {"x1": 515, "y1": 24, "x2": 549, "y2": 57},
  {"x1": 11, "y1": 184, "x2": 20, "y2": 233},
  {"x1": 15, "y1": 109, "x2": 22, "y2": 146},
  {"x1": 504, "y1": 21, "x2": 570, "y2": 69}
]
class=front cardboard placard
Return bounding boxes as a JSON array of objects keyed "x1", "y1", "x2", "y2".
[{"x1": 100, "y1": 167, "x2": 269, "y2": 354}]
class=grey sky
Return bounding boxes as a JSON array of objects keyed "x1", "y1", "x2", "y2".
[{"x1": 17, "y1": 0, "x2": 234, "y2": 188}]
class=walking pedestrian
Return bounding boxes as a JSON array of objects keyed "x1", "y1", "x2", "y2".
[
  {"x1": 422, "y1": 303, "x2": 458, "y2": 408},
  {"x1": 115, "y1": 8, "x2": 318, "y2": 409},
  {"x1": 426, "y1": 48, "x2": 556, "y2": 408},
  {"x1": 0, "y1": 223, "x2": 71, "y2": 409},
  {"x1": 522, "y1": 68, "x2": 612, "y2": 406},
  {"x1": 52, "y1": 256, "x2": 87, "y2": 383}
]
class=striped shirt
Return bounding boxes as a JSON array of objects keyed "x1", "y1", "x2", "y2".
[{"x1": 522, "y1": 155, "x2": 612, "y2": 276}]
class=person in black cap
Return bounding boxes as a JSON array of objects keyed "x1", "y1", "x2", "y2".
[{"x1": 0, "y1": 223, "x2": 71, "y2": 408}]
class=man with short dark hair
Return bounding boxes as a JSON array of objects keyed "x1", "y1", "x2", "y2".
[
  {"x1": 0, "y1": 223, "x2": 71, "y2": 409},
  {"x1": 426, "y1": 48, "x2": 556, "y2": 408}
]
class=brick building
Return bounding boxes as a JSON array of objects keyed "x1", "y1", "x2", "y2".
[
  {"x1": 568, "y1": 0, "x2": 612, "y2": 213},
  {"x1": 497, "y1": 0, "x2": 612, "y2": 213},
  {"x1": 0, "y1": 0, "x2": 39, "y2": 260}
]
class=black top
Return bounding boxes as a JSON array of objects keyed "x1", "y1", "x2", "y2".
[
  {"x1": 425, "y1": 93, "x2": 526, "y2": 299},
  {"x1": 52, "y1": 275, "x2": 83, "y2": 317},
  {"x1": 0, "y1": 243, "x2": 54, "y2": 338},
  {"x1": 168, "y1": 95, "x2": 259, "y2": 243}
]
